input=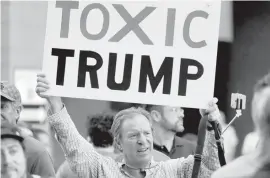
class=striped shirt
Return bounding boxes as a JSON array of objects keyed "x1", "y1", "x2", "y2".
[{"x1": 48, "y1": 107, "x2": 220, "y2": 178}]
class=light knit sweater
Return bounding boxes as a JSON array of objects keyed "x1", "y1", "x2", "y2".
[{"x1": 49, "y1": 107, "x2": 220, "y2": 178}]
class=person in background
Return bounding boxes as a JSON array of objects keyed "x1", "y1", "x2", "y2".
[
  {"x1": 1, "y1": 122, "x2": 42, "y2": 178},
  {"x1": 86, "y1": 114, "x2": 118, "y2": 158},
  {"x1": 33, "y1": 129, "x2": 53, "y2": 157},
  {"x1": 212, "y1": 73, "x2": 270, "y2": 178},
  {"x1": 218, "y1": 111, "x2": 239, "y2": 162},
  {"x1": 241, "y1": 130, "x2": 260, "y2": 155},
  {"x1": 1, "y1": 82, "x2": 56, "y2": 177},
  {"x1": 144, "y1": 105, "x2": 196, "y2": 159},
  {"x1": 56, "y1": 113, "x2": 118, "y2": 178}
]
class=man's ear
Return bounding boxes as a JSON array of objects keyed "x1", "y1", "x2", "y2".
[
  {"x1": 150, "y1": 110, "x2": 162, "y2": 122},
  {"x1": 114, "y1": 137, "x2": 123, "y2": 152},
  {"x1": 17, "y1": 105, "x2": 22, "y2": 114},
  {"x1": 87, "y1": 136, "x2": 92, "y2": 143},
  {"x1": 15, "y1": 106, "x2": 22, "y2": 123}
]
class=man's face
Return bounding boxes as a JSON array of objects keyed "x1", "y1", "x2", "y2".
[
  {"x1": 1, "y1": 138, "x2": 26, "y2": 178},
  {"x1": 1, "y1": 98, "x2": 19, "y2": 125},
  {"x1": 119, "y1": 114, "x2": 153, "y2": 167},
  {"x1": 159, "y1": 106, "x2": 185, "y2": 133}
]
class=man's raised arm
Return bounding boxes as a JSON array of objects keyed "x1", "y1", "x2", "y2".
[{"x1": 36, "y1": 74, "x2": 115, "y2": 178}]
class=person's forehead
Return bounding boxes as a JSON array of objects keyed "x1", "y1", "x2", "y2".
[
  {"x1": 121, "y1": 114, "x2": 151, "y2": 131},
  {"x1": 1, "y1": 138, "x2": 22, "y2": 149}
]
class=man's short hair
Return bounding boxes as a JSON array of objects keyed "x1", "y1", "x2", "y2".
[
  {"x1": 129, "y1": 103, "x2": 146, "y2": 109},
  {"x1": 87, "y1": 114, "x2": 114, "y2": 147},
  {"x1": 144, "y1": 104, "x2": 153, "y2": 112},
  {"x1": 145, "y1": 104, "x2": 160, "y2": 112}
]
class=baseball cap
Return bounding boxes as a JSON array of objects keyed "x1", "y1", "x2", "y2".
[
  {"x1": 1, "y1": 81, "x2": 22, "y2": 104},
  {"x1": 1, "y1": 121, "x2": 24, "y2": 142}
]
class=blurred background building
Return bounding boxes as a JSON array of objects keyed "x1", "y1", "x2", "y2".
[{"x1": 1, "y1": 1, "x2": 270, "y2": 169}]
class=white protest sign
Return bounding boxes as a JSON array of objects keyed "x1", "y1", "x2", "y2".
[{"x1": 42, "y1": 1, "x2": 221, "y2": 109}]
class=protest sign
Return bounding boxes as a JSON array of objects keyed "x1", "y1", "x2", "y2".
[{"x1": 42, "y1": 1, "x2": 221, "y2": 109}]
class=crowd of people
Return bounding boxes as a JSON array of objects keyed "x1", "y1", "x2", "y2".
[{"x1": 1, "y1": 72, "x2": 270, "y2": 178}]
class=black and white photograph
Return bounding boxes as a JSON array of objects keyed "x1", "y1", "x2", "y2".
[{"x1": 1, "y1": 1, "x2": 270, "y2": 178}]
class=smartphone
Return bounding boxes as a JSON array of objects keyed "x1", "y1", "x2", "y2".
[{"x1": 231, "y1": 93, "x2": 246, "y2": 110}]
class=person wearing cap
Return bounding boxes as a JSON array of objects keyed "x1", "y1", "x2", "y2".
[
  {"x1": 1, "y1": 82, "x2": 56, "y2": 177},
  {"x1": 1, "y1": 122, "x2": 42, "y2": 178}
]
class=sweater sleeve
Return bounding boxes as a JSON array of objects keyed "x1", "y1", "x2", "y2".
[{"x1": 47, "y1": 106, "x2": 116, "y2": 178}]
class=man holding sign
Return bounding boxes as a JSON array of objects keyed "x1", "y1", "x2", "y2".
[
  {"x1": 40, "y1": 1, "x2": 222, "y2": 177},
  {"x1": 36, "y1": 73, "x2": 221, "y2": 178}
]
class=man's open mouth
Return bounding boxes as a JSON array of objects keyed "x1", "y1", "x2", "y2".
[{"x1": 137, "y1": 148, "x2": 148, "y2": 153}]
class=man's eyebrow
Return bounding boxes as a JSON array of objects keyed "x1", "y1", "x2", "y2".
[
  {"x1": 127, "y1": 130, "x2": 139, "y2": 133},
  {"x1": 127, "y1": 129, "x2": 151, "y2": 134}
]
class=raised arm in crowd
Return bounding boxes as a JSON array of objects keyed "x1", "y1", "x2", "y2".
[{"x1": 36, "y1": 73, "x2": 222, "y2": 178}]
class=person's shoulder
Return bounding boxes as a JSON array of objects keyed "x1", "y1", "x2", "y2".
[
  {"x1": 175, "y1": 136, "x2": 196, "y2": 148},
  {"x1": 152, "y1": 149, "x2": 170, "y2": 161},
  {"x1": 175, "y1": 135, "x2": 190, "y2": 143},
  {"x1": 245, "y1": 132, "x2": 259, "y2": 141},
  {"x1": 211, "y1": 155, "x2": 255, "y2": 178},
  {"x1": 23, "y1": 136, "x2": 45, "y2": 148},
  {"x1": 23, "y1": 136, "x2": 48, "y2": 154}
]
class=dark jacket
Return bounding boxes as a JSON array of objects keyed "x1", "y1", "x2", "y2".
[{"x1": 154, "y1": 136, "x2": 196, "y2": 159}]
